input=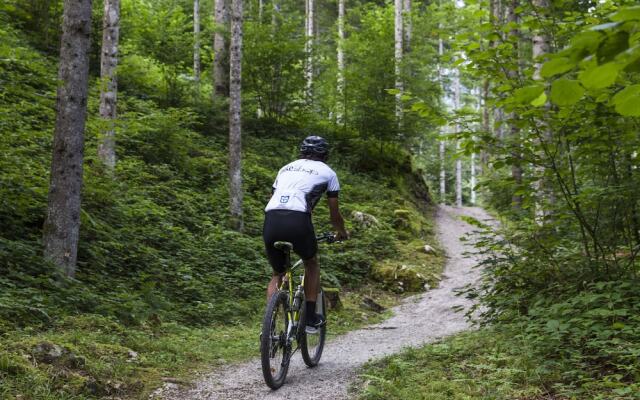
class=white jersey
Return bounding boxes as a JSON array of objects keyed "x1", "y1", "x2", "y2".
[{"x1": 265, "y1": 159, "x2": 340, "y2": 213}]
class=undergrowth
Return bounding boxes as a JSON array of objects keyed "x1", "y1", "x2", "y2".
[{"x1": 0, "y1": 20, "x2": 442, "y2": 399}]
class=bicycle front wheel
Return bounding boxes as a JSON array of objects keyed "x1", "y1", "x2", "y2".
[
  {"x1": 301, "y1": 289, "x2": 327, "y2": 367},
  {"x1": 260, "y1": 290, "x2": 291, "y2": 389}
]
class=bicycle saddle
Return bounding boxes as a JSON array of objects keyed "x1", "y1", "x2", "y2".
[{"x1": 274, "y1": 241, "x2": 293, "y2": 251}]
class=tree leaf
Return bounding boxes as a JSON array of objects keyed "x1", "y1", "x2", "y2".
[
  {"x1": 550, "y1": 79, "x2": 584, "y2": 106},
  {"x1": 579, "y1": 63, "x2": 620, "y2": 89},
  {"x1": 531, "y1": 92, "x2": 547, "y2": 107},
  {"x1": 510, "y1": 85, "x2": 544, "y2": 104},
  {"x1": 541, "y1": 57, "x2": 575, "y2": 78},
  {"x1": 610, "y1": 6, "x2": 640, "y2": 22},
  {"x1": 612, "y1": 84, "x2": 640, "y2": 116},
  {"x1": 597, "y1": 31, "x2": 629, "y2": 63}
]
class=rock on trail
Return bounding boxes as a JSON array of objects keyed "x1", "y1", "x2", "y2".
[{"x1": 156, "y1": 205, "x2": 493, "y2": 400}]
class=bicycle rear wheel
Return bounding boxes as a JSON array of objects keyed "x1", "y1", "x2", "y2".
[
  {"x1": 301, "y1": 289, "x2": 327, "y2": 367},
  {"x1": 260, "y1": 290, "x2": 291, "y2": 389}
]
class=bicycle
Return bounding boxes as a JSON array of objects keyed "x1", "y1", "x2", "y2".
[{"x1": 260, "y1": 233, "x2": 336, "y2": 390}]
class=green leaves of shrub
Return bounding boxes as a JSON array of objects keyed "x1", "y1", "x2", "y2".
[
  {"x1": 579, "y1": 63, "x2": 619, "y2": 89},
  {"x1": 550, "y1": 79, "x2": 584, "y2": 106},
  {"x1": 541, "y1": 57, "x2": 575, "y2": 78},
  {"x1": 612, "y1": 84, "x2": 640, "y2": 116}
]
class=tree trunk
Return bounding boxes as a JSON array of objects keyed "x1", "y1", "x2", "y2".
[
  {"x1": 440, "y1": 139, "x2": 446, "y2": 203},
  {"x1": 194, "y1": 0, "x2": 201, "y2": 90},
  {"x1": 454, "y1": 67, "x2": 462, "y2": 207},
  {"x1": 481, "y1": 78, "x2": 490, "y2": 168},
  {"x1": 490, "y1": 0, "x2": 503, "y2": 141},
  {"x1": 506, "y1": 0, "x2": 523, "y2": 209},
  {"x1": 229, "y1": 0, "x2": 244, "y2": 232},
  {"x1": 337, "y1": 0, "x2": 345, "y2": 124},
  {"x1": 394, "y1": 0, "x2": 403, "y2": 127},
  {"x1": 97, "y1": 0, "x2": 119, "y2": 170},
  {"x1": 305, "y1": 0, "x2": 314, "y2": 103},
  {"x1": 403, "y1": 0, "x2": 411, "y2": 53},
  {"x1": 272, "y1": 0, "x2": 280, "y2": 27},
  {"x1": 532, "y1": 0, "x2": 550, "y2": 224},
  {"x1": 438, "y1": 36, "x2": 446, "y2": 203},
  {"x1": 213, "y1": 0, "x2": 229, "y2": 98},
  {"x1": 471, "y1": 88, "x2": 481, "y2": 206},
  {"x1": 43, "y1": 0, "x2": 93, "y2": 277}
]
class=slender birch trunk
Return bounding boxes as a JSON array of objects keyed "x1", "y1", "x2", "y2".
[
  {"x1": 305, "y1": 0, "x2": 314, "y2": 103},
  {"x1": 43, "y1": 0, "x2": 93, "y2": 277},
  {"x1": 471, "y1": 88, "x2": 481, "y2": 206},
  {"x1": 272, "y1": 0, "x2": 280, "y2": 27},
  {"x1": 454, "y1": 67, "x2": 462, "y2": 207},
  {"x1": 228, "y1": 0, "x2": 244, "y2": 231},
  {"x1": 490, "y1": 0, "x2": 503, "y2": 141},
  {"x1": 403, "y1": 0, "x2": 411, "y2": 53},
  {"x1": 438, "y1": 36, "x2": 446, "y2": 203},
  {"x1": 194, "y1": 0, "x2": 201, "y2": 89},
  {"x1": 394, "y1": 0, "x2": 403, "y2": 127},
  {"x1": 97, "y1": 0, "x2": 119, "y2": 170},
  {"x1": 532, "y1": 0, "x2": 551, "y2": 223},
  {"x1": 506, "y1": 0, "x2": 523, "y2": 209},
  {"x1": 440, "y1": 136, "x2": 446, "y2": 203},
  {"x1": 337, "y1": 0, "x2": 345, "y2": 124},
  {"x1": 258, "y1": 0, "x2": 263, "y2": 22},
  {"x1": 213, "y1": 0, "x2": 229, "y2": 98},
  {"x1": 481, "y1": 78, "x2": 490, "y2": 168}
]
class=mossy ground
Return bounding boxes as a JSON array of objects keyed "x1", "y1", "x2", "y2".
[{"x1": 0, "y1": 285, "x2": 431, "y2": 400}]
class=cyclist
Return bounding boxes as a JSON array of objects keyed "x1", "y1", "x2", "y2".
[{"x1": 263, "y1": 135, "x2": 349, "y2": 333}]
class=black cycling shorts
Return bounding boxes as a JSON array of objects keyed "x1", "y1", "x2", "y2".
[{"x1": 263, "y1": 210, "x2": 317, "y2": 273}]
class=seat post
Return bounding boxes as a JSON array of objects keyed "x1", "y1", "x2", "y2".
[{"x1": 283, "y1": 250, "x2": 291, "y2": 269}]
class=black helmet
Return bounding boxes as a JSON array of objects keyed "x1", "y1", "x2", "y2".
[{"x1": 300, "y1": 135, "x2": 329, "y2": 158}]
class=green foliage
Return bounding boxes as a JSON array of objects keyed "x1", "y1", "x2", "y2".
[
  {"x1": 358, "y1": 324, "x2": 640, "y2": 400},
  {"x1": 0, "y1": 9, "x2": 443, "y2": 398}
]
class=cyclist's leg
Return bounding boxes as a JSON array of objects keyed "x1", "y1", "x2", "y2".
[
  {"x1": 263, "y1": 211, "x2": 287, "y2": 300},
  {"x1": 267, "y1": 272, "x2": 284, "y2": 301},
  {"x1": 303, "y1": 256, "x2": 319, "y2": 302}
]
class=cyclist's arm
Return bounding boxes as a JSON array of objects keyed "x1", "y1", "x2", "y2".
[{"x1": 327, "y1": 197, "x2": 349, "y2": 239}]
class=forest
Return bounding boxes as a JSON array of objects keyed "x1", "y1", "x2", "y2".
[{"x1": 1, "y1": 0, "x2": 639, "y2": 398}]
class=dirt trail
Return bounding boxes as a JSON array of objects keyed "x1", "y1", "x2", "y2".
[{"x1": 155, "y1": 205, "x2": 493, "y2": 400}]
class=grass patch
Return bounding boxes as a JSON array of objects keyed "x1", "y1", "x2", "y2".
[{"x1": 355, "y1": 326, "x2": 640, "y2": 400}]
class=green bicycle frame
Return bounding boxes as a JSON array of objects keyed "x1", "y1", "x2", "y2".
[{"x1": 278, "y1": 258, "x2": 305, "y2": 332}]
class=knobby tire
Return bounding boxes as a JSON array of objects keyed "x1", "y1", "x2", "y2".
[
  {"x1": 260, "y1": 290, "x2": 291, "y2": 390},
  {"x1": 300, "y1": 289, "x2": 327, "y2": 367}
]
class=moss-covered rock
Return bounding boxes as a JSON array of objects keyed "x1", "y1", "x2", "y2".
[{"x1": 372, "y1": 262, "x2": 428, "y2": 293}]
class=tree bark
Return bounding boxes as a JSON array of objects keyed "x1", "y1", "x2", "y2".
[
  {"x1": 43, "y1": 0, "x2": 93, "y2": 277},
  {"x1": 532, "y1": 0, "x2": 551, "y2": 223},
  {"x1": 337, "y1": 0, "x2": 345, "y2": 124},
  {"x1": 403, "y1": 0, "x2": 411, "y2": 53},
  {"x1": 305, "y1": 0, "x2": 315, "y2": 103},
  {"x1": 490, "y1": 0, "x2": 503, "y2": 141},
  {"x1": 229, "y1": 0, "x2": 244, "y2": 232},
  {"x1": 394, "y1": 0, "x2": 403, "y2": 127},
  {"x1": 454, "y1": 67, "x2": 462, "y2": 207},
  {"x1": 194, "y1": 0, "x2": 201, "y2": 89},
  {"x1": 440, "y1": 138, "x2": 446, "y2": 203},
  {"x1": 506, "y1": 0, "x2": 523, "y2": 209},
  {"x1": 438, "y1": 36, "x2": 446, "y2": 203},
  {"x1": 97, "y1": 0, "x2": 119, "y2": 170},
  {"x1": 213, "y1": 0, "x2": 229, "y2": 98}
]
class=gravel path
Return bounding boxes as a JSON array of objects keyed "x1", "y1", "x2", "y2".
[{"x1": 155, "y1": 205, "x2": 493, "y2": 400}]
